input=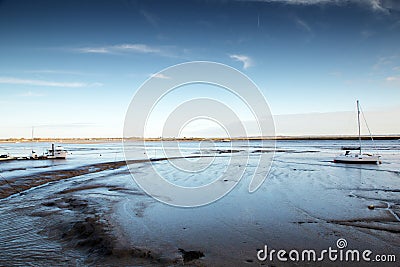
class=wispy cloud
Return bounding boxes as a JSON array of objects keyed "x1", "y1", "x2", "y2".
[
  {"x1": 243, "y1": 0, "x2": 332, "y2": 4},
  {"x1": 361, "y1": 30, "x2": 375, "y2": 38},
  {"x1": 373, "y1": 55, "x2": 398, "y2": 70},
  {"x1": 0, "y1": 77, "x2": 102, "y2": 88},
  {"x1": 24, "y1": 69, "x2": 86, "y2": 75},
  {"x1": 150, "y1": 73, "x2": 171, "y2": 79},
  {"x1": 361, "y1": 0, "x2": 400, "y2": 12},
  {"x1": 229, "y1": 54, "x2": 254, "y2": 69},
  {"x1": 17, "y1": 91, "x2": 44, "y2": 97},
  {"x1": 114, "y1": 44, "x2": 161, "y2": 53},
  {"x1": 76, "y1": 43, "x2": 163, "y2": 55},
  {"x1": 140, "y1": 9, "x2": 159, "y2": 27},
  {"x1": 78, "y1": 47, "x2": 110, "y2": 54},
  {"x1": 244, "y1": 0, "x2": 400, "y2": 13},
  {"x1": 386, "y1": 76, "x2": 400, "y2": 82},
  {"x1": 329, "y1": 71, "x2": 342, "y2": 77},
  {"x1": 369, "y1": 0, "x2": 387, "y2": 12},
  {"x1": 295, "y1": 17, "x2": 312, "y2": 33}
]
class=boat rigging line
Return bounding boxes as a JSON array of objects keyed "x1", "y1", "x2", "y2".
[{"x1": 358, "y1": 102, "x2": 378, "y2": 153}]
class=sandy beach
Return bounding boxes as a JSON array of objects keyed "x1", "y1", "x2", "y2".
[{"x1": 0, "y1": 140, "x2": 399, "y2": 266}]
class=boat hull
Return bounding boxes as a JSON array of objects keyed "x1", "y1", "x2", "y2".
[
  {"x1": 334, "y1": 154, "x2": 381, "y2": 164},
  {"x1": 47, "y1": 151, "x2": 67, "y2": 159},
  {"x1": 45, "y1": 144, "x2": 68, "y2": 159}
]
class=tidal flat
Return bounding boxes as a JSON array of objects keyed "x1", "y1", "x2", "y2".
[{"x1": 0, "y1": 140, "x2": 399, "y2": 266}]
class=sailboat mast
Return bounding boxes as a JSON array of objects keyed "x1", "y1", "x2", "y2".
[{"x1": 357, "y1": 100, "x2": 362, "y2": 154}]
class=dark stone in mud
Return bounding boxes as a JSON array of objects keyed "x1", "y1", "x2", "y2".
[
  {"x1": 178, "y1": 248, "x2": 204, "y2": 262},
  {"x1": 42, "y1": 201, "x2": 56, "y2": 207},
  {"x1": 215, "y1": 149, "x2": 241, "y2": 154},
  {"x1": 294, "y1": 221, "x2": 318, "y2": 224},
  {"x1": 129, "y1": 248, "x2": 154, "y2": 259}
]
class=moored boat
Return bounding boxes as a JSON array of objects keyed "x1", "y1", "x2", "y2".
[
  {"x1": 334, "y1": 151, "x2": 381, "y2": 164},
  {"x1": 0, "y1": 153, "x2": 14, "y2": 161},
  {"x1": 45, "y1": 144, "x2": 68, "y2": 159},
  {"x1": 334, "y1": 100, "x2": 381, "y2": 165}
]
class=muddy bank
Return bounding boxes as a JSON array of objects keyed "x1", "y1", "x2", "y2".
[
  {"x1": 0, "y1": 158, "x2": 208, "y2": 266},
  {"x1": 0, "y1": 159, "x2": 130, "y2": 198},
  {"x1": 0, "y1": 155, "x2": 211, "y2": 199},
  {"x1": 0, "y1": 173, "x2": 190, "y2": 266}
]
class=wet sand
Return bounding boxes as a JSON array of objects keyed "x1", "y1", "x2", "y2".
[{"x1": 0, "y1": 141, "x2": 399, "y2": 266}]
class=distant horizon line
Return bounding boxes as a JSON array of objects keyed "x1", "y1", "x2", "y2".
[{"x1": 1, "y1": 135, "x2": 399, "y2": 143}]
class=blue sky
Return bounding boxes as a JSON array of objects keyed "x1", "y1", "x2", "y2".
[{"x1": 0, "y1": 0, "x2": 399, "y2": 138}]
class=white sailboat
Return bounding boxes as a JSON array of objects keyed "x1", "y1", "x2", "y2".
[{"x1": 334, "y1": 100, "x2": 381, "y2": 164}]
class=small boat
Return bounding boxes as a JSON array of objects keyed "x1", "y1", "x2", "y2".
[
  {"x1": 45, "y1": 144, "x2": 67, "y2": 159},
  {"x1": 334, "y1": 151, "x2": 381, "y2": 164},
  {"x1": 334, "y1": 100, "x2": 381, "y2": 164},
  {"x1": 0, "y1": 153, "x2": 13, "y2": 161}
]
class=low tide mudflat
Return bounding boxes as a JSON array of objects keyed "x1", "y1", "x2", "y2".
[{"x1": 0, "y1": 140, "x2": 399, "y2": 266}]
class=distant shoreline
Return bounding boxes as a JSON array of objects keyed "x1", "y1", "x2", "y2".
[{"x1": 1, "y1": 135, "x2": 399, "y2": 143}]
